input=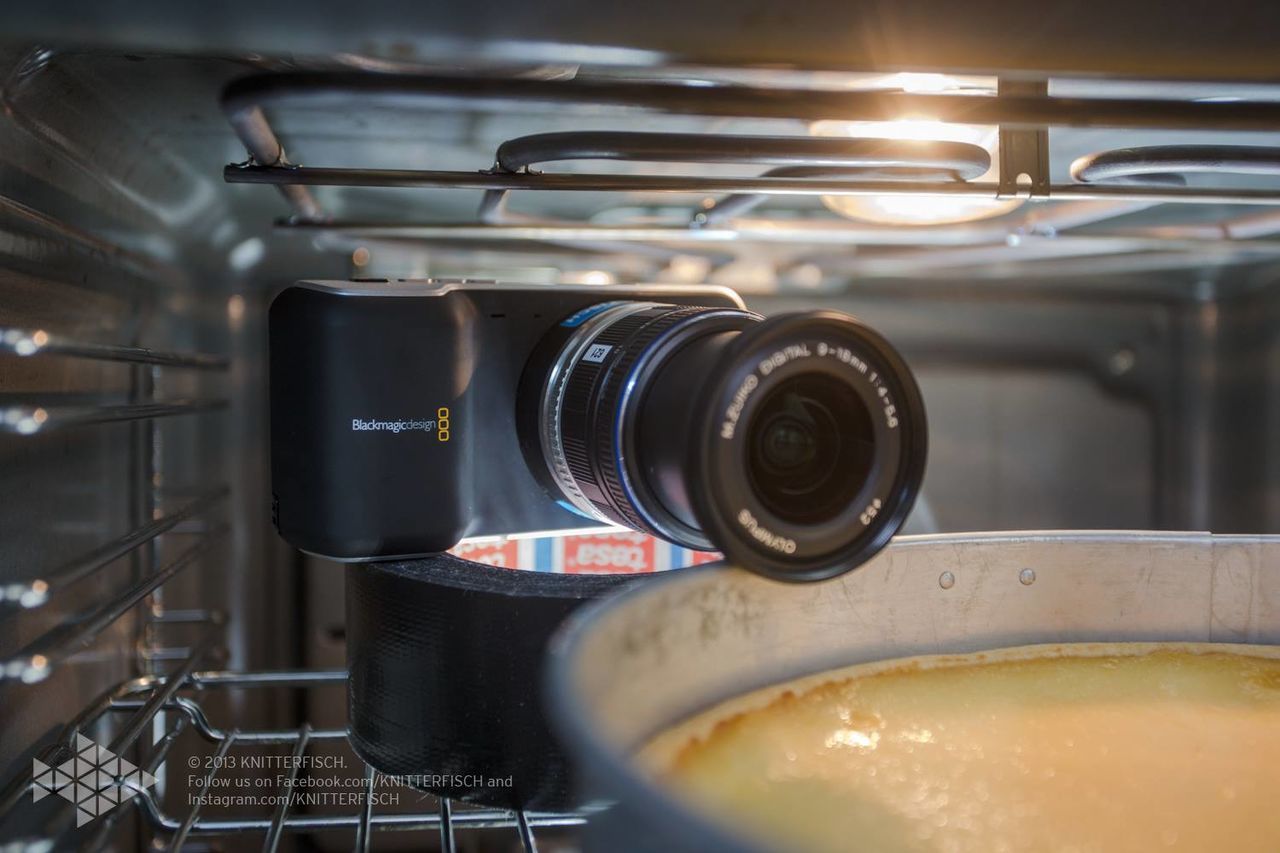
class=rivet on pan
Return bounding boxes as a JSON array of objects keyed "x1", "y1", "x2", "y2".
[
  {"x1": 938, "y1": 571, "x2": 956, "y2": 590},
  {"x1": 1019, "y1": 568, "x2": 1037, "y2": 585}
]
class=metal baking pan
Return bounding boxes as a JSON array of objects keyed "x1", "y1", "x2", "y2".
[{"x1": 546, "y1": 531, "x2": 1280, "y2": 852}]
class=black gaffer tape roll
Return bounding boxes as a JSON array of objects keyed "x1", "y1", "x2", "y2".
[{"x1": 346, "y1": 553, "x2": 641, "y2": 810}]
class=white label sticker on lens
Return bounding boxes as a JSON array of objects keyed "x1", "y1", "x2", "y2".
[{"x1": 582, "y1": 343, "x2": 613, "y2": 364}]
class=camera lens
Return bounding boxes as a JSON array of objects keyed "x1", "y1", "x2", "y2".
[{"x1": 519, "y1": 302, "x2": 926, "y2": 581}]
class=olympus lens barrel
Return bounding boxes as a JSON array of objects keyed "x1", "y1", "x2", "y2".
[{"x1": 519, "y1": 302, "x2": 926, "y2": 581}]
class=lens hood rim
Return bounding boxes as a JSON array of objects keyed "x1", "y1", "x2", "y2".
[{"x1": 690, "y1": 310, "x2": 928, "y2": 582}]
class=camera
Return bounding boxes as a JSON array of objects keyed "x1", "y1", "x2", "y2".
[{"x1": 269, "y1": 280, "x2": 927, "y2": 581}]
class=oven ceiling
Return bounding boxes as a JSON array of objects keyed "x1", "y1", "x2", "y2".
[{"x1": 6, "y1": 0, "x2": 1280, "y2": 81}]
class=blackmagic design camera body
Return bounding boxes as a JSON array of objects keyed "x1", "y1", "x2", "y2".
[{"x1": 270, "y1": 280, "x2": 927, "y2": 581}]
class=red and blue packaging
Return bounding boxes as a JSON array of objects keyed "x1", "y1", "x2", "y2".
[{"x1": 450, "y1": 531, "x2": 723, "y2": 573}]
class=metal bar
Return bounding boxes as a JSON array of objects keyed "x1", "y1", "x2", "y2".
[
  {"x1": 147, "y1": 608, "x2": 223, "y2": 624},
  {"x1": 188, "y1": 669, "x2": 347, "y2": 688},
  {"x1": 0, "y1": 674, "x2": 159, "y2": 821},
  {"x1": 109, "y1": 695, "x2": 346, "y2": 744},
  {"x1": 1126, "y1": 209, "x2": 1280, "y2": 241},
  {"x1": 355, "y1": 764, "x2": 376, "y2": 853},
  {"x1": 227, "y1": 728, "x2": 346, "y2": 743},
  {"x1": 86, "y1": 715, "x2": 190, "y2": 853},
  {"x1": 107, "y1": 696, "x2": 221, "y2": 741},
  {"x1": 1, "y1": 529, "x2": 228, "y2": 683},
  {"x1": 0, "y1": 641, "x2": 216, "y2": 843},
  {"x1": 138, "y1": 805, "x2": 586, "y2": 835},
  {"x1": 296, "y1": 221, "x2": 739, "y2": 242},
  {"x1": 387, "y1": 810, "x2": 586, "y2": 831},
  {"x1": 439, "y1": 798, "x2": 456, "y2": 853},
  {"x1": 168, "y1": 731, "x2": 236, "y2": 850},
  {"x1": 226, "y1": 100, "x2": 323, "y2": 221},
  {"x1": 262, "y1": 725, "x2": 310, "y2": 853},
  {"x1": 1014, "y1": 199, "x2": 1161, "y2": 235},
  {"x1": 109, "y1": 631, "x2": 220, "y2": 756},
  {"x1": 0, "y1": 191, "x2": 182, "y2": 285},
  {"x1": 0, "y1": 399, "x2": 227, "y2": 435},
  {"x1": 837, "y1": 245, "x2": 1280, "y2": 280},
  {"x1": 2, "y1": 486, "x2": 228, "y2": 608},
  {"x1": 224, "y1": 165, "x2": 1280, "y2": 205},
  {"x1": 0, "y1": 641, "x2": 217, "y2": 826},
  {"x1": 515, "y1": 809, "x2": 538, "y2": 853},
  {"x1": 135, "y1": 358, "x2": 162, "y2": 681},
  {"x1": 222, "y1": 72, "x2": 1280, "y2": 132},
  {"x1": 274, "y1": 220, "x2": 1280, "y2": 253},
  {"x1": 138, "y1": 646, "x2": 201, "y2": 662},
  {"x1": 1072, "y1": 145, "x2": 1280, "y2": 185},
  {"x1": 494, "y1": 131, "x2": 989, "y2": 176},
  {"x1": 0, "y1": 328, "x2": 229, "y2": 369},
  {"x1": 825, "y1": 233, "x2": 1280, "y2": 277},
  {"x1": 477, "y1": 188, "x2": 512, "y2": 224}
]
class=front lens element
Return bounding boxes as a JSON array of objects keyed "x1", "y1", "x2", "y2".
[{"x1": 747, "y1": 373, "x2": 874, "y2": 525}]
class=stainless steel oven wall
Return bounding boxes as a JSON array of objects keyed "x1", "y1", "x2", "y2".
[
  {"x1": 0, "y1": 45, "x2": 308, "y2": 843},
  {"x1": 1211, "y1": 273, "x2": 1280, "y2": 535},
  {"x1": 753, "y1": 270, "x2": 1280, "y2": 537}
]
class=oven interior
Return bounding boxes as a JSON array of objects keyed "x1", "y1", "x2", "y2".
[{"x1": 1, "y1": 5, "x2": 1279, "y2": 850}]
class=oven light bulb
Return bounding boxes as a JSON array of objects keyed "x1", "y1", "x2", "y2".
[{"x1": 811, "y1": 117, "x2": 1023, "y2": 226}]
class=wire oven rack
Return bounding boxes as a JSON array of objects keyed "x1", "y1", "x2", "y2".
[
  {"x1": 205, "y1": 70, "x2": 1280, "y2": 280},
  {"x1": 0, "y1": 631, "x2": 586, "y2": 850},
  {"x1": 220, "y1": 72, "x2": 1280, "y2": 228}
]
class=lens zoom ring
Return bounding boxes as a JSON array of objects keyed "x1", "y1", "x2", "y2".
[
  {"x1": 592, "y1": 309, "x2": 715, "y2": 532},
  {"x1": 562, "y1": 306, "x2": 713, "y2": 533}
]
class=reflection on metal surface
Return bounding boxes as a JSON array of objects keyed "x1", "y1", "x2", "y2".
[
  {"x1": 810, "y1": 117, "x2": 1024, "y2": 225},
  {"x1": 483, "y1": 131, "x2": 990, "y2": 234},
  {"x1": 1, "y1": 487, "x2": 228, "y2": 608},
  {"x1": 0, "y1": 327, "x2": 228, "y2": 369},
  {"x1": 1072, "y1": 145, "x2": 1280, "y2": 185},
  {"x1": 0, "y1": 528, "x2": 228, "y2": 683},
  {"x1": 2, "y1": 47, "x2": 221, "y2": 228},
  {"x1": 0, "y1": 399, "x2": 228, "y2": 435},
  {"x1": 0, "y1": 191, "x2": 183, "y2": 283},
  {"x1": 493, "y1": 130, "x2": 991, "y2": 176}
]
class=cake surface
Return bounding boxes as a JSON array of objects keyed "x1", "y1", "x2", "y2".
[{"x1": 642, "y1": 643, "x2": 1280, "y2": 852}]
